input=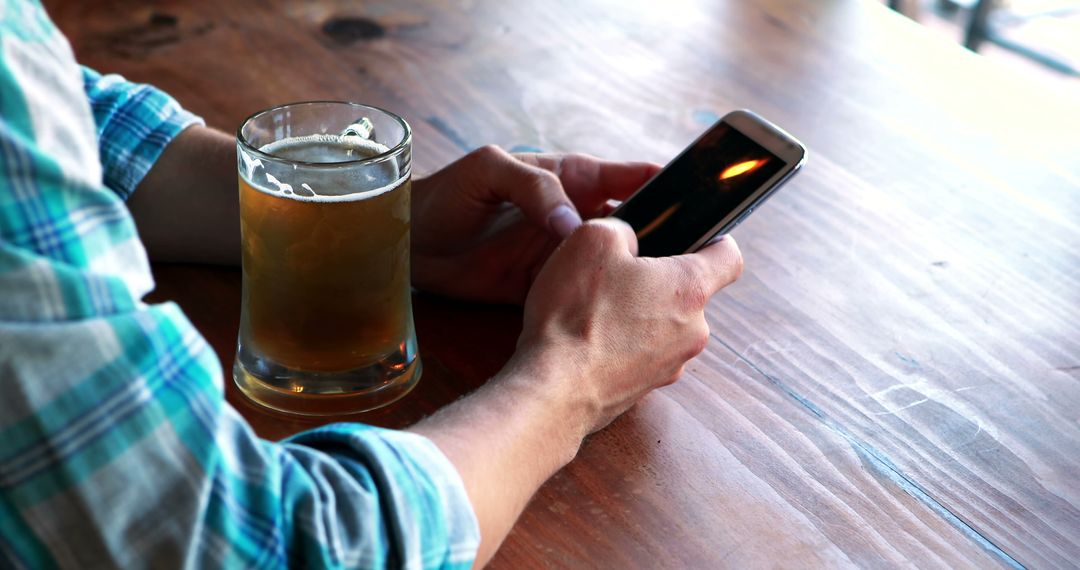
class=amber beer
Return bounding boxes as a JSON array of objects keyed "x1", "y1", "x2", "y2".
[
  {"x1": 238, "y1": 154, "x2": 410, "y2": 371},
  {"x1": 234, "y1": 103, "x2": 419, "y2": 415}
]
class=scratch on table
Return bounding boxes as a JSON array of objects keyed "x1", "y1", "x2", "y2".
[
  {"x1": 866, "y1": 379, "x2": 993, "y2": 436},
  {"x1": 894, "y1": 351, "x2": 921, "y2": 369},
  {"x1": 869, "y1": 381, "x2": 922, "y2": 399},
  {"x1": 743, "y1": 339, "x2": 792, "y2": 361},
  {"x1": 954, "y1": 420, "x2": 985, "y2": 449},
  {"x1": 871, "y1": 397, "x2": 929, "y2": 416},
  {"x1": 710, "y1": 333, "x2": 1024, "y2": 569}
]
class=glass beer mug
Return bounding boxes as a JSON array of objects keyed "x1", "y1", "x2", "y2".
[{"x1": 233, "y1": 102, "x2": 420, "y2": 415}]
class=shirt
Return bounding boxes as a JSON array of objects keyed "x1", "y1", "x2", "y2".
[{"x1": 0, "y1": 2, "x2": 480, "y2": 568}]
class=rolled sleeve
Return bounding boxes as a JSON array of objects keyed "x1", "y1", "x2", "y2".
[
  {"x1": 0, "y1": 304, "x2": 480, "y2": 569},
  {"x1": 81, "y1": 66, "x2": 204, "y2": 199},
  {"x1": 279, "y1": 425, "x2": 481, "y2": 569}
]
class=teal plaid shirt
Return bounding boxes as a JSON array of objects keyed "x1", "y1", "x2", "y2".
[{"x1": 0, "y1": 2, "x2": 479, "y2": 568}]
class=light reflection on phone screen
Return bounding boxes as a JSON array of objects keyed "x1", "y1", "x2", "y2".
[{"x1": 614, "y1": 123, "x2": 784, "y2": 256}]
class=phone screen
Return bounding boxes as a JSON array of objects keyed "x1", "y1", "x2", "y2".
[{"x1": 613, "y1": 122, "x2": 786, "y2": 257}]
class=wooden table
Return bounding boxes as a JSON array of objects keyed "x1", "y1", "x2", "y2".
[{"x1": 47, "y1": 0, "x2": 1080, "y2": 567}]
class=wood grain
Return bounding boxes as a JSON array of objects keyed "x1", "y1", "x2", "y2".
[{"x1": 45, "y1": 0, "x2": 1080, "y2": 566}]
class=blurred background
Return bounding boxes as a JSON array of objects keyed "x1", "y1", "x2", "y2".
[{"x1": 885, "y1": 0, "x2": 1080, "y2": 90}]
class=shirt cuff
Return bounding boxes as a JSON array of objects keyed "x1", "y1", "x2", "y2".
[
  {"x1": 82, "y1": 67, "x2": 205, "y2": 200},
  {"x1": 383, "y1": 429, "x2": 483, "y2": 569},
  {"x1": 285, "y1": 424, "x2": 482, "y2": 569}
]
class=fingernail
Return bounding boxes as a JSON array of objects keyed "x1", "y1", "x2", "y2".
[
  {"x1": 705, "y1": 234, "x2": 728, "y2": 246},
  {"x1": 548, "y1": 204, "x2": 582, "y2": 239}
]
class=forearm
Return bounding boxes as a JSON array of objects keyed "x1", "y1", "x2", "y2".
[
  {"x1": 128, "y1": 125, "x2": 240, "y2": 265},
  {"x1": 410, "y1": 348, "x2": 589, "y2": 568}
]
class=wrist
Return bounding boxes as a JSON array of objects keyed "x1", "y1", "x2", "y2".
[
  {"x1": 498, "y1": 343, "x2": 593, "y2": 461},
  {"x1": 407, "y1": 341, "x2": 593, "y2": 568}
]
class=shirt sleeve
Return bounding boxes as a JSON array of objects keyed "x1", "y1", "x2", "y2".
[
  {"x1": 81, "y1": 66, "x2": 205, "y2": 199},
  {"x1": 0, "y1": 310, "x2": 481, "y2": 569},
  {"x1": 0, "y1": 6, "x2": 480, "y2": 569}
]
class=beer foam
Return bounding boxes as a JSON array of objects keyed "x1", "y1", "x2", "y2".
[
  {"x1": 247, "y1": 134, "x2": 405, "y2": 202},
  {"x1": 260, "y1": 133, "x2": 389, "y2": 163}
]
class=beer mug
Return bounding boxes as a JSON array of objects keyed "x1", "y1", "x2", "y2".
[{"x1": 234, "y1": 102, "x2": 420, "y2": 415}]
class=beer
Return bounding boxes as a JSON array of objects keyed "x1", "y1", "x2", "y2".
[{"x1": 238, "y1": 135, "x2": 411, "y2": 374}]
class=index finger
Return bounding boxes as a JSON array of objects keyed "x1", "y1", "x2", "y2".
[{"x1": 516, "y1": 153, "x2": 662, "y2": 215}]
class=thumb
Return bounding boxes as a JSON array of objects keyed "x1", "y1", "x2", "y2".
[
  {"x1": 562, "y1": 218, "x2": 640, "y2": 258},
  {"x1": 467, "y1": 145, "x2": 582, "y2": 239}
]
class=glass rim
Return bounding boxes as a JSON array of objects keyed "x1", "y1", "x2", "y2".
[{"x1": 236, "y1": 101, "x2": 412, "y2": 170}]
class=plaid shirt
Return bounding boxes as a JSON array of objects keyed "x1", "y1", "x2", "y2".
[{"x1": 0, "y1": 2, "x2": 479, "y2": 568}]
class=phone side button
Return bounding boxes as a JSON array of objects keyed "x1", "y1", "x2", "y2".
[{"x1": 732, "y1": 207, "x2": 753, "y2": 228}]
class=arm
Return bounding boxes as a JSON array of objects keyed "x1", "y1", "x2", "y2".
[
  {"x1": 122, "y1": 138, "x2": 742, "y2": 567},
  {"x1": 0, "y1": 312, "x2": 480, "y2": 569},
  {"x1": 82, "y1": 66, "x2": 239, "y2": 265},
  {"x1": 410, "y1": 354, "x2": 584, "y2": 567},
  {"x1": 2, "y1": 60, "x2": 477, "y2": 567},
  {"x1": 126, "y1": 125, "x2": 240, "y2": 265},
  {"x1": 124, "y1": 129, "x2": 743, "y2": 566},
  {"x1": 82, "y1": 66, "x2": 742, "y2": 566},
  {"x1": 413, "y1": 220, "x2": 744, "y2": 567}
]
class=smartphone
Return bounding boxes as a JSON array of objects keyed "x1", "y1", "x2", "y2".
[{"x1": 610, "y1": 110, "x2": 806, "y2": 257}]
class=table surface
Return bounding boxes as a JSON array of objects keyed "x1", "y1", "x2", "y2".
[{"x1": 47, "y1": 0, "x2": 1080, "y2": 567}]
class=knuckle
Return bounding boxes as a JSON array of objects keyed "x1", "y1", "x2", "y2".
[
  {"x1": 688, "y1": 281, "x2": 711, "y2": 309},
  {"x1": 714, "y1": 239, "x2": 745, "y2": 284},
  {"x1": 680, "y1": 318, "x2": 710, "y2": 361},
  {"x1": 692, "y1": 319, "x2": 711, "y2": 355},
  {"x1": 548, "y1": 155, "x2": 568, "y2": 178},
  {"x1": 529, "y1": 168, "x2": 562, "y2": 193},
  {"x1": 556, "y1": 223, "x2": 608, "y2": 260},
  {"x1": 575, "y1": 228, "x2": 626, "y2": 263},
  {"x1": 471, "y1": 144, "x2": 505, "y2": 164},
  {"x1": 574, "y1": 220, "x2": 616, "y2": 245},
  {"x1": 675, "y1": 260, "x2": 710, "y2": 308},
  {"x1": 730, "y1": 250, "x2": 745, "y2": 281},
  {"x1": 477, "y1": 144, "x2": 504, "y2": 158}
]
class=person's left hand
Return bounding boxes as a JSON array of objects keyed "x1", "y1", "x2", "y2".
[{"x1": 411, "y1": 145, "x2": 660, "y2": 304}]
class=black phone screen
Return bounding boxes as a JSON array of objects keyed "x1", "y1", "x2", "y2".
[{"x1": 613, "y1": 122, "x2": 785, "y2": 257}]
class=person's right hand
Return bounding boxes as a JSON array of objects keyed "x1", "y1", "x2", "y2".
[
  {"x1": 515, "y1": 218, "x2": 744, "y2": 436},
  {"x1": 412, "y1": 218, "x2": 742, "y2": 567}
]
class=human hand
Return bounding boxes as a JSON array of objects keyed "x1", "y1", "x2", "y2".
[
  {"x1": 514, "y1": 218, "x2": 744, "y2": 435},
  {"x1": 411, "y1": 218, "x2": 740, "y2": 566},
  {"x1": 410, "y1": 146, "x2": 660, "y2": 304}
]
